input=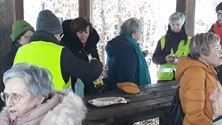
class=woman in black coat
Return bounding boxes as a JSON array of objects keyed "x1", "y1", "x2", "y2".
[{"x1": 61, "y1": 17, "x2": 100, "y2": 95}]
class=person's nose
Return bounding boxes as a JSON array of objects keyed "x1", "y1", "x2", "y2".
[
  {"x1": 83, "y1": 33, "x2": 87, "y2": 38},
  {"x1": 6, "y1": 96, "x2": 15, "y2": 107}
]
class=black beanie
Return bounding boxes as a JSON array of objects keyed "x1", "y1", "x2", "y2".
[
  {"x1": 36, "y1": 10, "x2": 63, "y2": 35},
  {"x1": 216, "y1": 2, "x2": 222, "y2": 12}
]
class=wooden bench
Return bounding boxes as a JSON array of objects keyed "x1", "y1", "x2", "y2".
[{"x1": 83, "y1": 80, "x2": 179, "y2": 125}]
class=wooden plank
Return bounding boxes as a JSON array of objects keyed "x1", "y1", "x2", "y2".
[
  {"x1": 15, "y1": 0, "x2": 24, "y2": 20},
  {"x1": 84, "y1": 81, "x2": 177, "y2": 123},
  {"x1": 0, "y1": 0, "x2": 16, "y2": 109},
  {"x1": 85, "y1": 96, "x2": 173, "y2": 123},
  {"x1": 79, "y1": 0, "x2": 90, "y2": 19},
  {"x1": 176, "y1": 0, "x2": 196, "y2": 36}
]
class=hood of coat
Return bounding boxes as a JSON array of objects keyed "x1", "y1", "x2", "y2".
[
  {"x1": 40, "y1": 92, "x2": 87, "y2": 125},
  {"x1": 106, "y1": 35, "x2": 131, "y2": 57},
  {"x1": 175, "y1": 57, "x2": 217, "y2": 81},
  {"x1": 61, "y1": 20, "x2": 99, "y2": 51}
]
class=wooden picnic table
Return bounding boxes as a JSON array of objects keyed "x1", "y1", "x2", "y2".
[{"x1": 83, "y1": 80, "x2": 179, "y2": 125}]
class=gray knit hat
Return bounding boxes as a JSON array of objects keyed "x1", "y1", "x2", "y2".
[{"x1": 36, "y1": 10, "x2": 63, "y2": 35}]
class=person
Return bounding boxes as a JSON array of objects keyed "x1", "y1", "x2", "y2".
[
  {"x1": 105, "y1": 18, "x2": 151, "y2": 92},
  {"x1": 61, "y1": 17, "x2": 100, "y2": 61},
  {"x1": 1, "y1": 20, "x2": 34, "y2": 110},
  {"x1": 61, "y1": 17, "x2": 101, "y2": 95},
  {"x1": 13, "y1": 10, "x2": 103, "y2": 92},
  {"x1": 208, "y1": 2, "x2": 222, "y2": 86},
  {"x1": 175, "y1": 32, "x2": 222, "y2": 125},
  {"x1": 3, "y1": 20, "x2": 34, "y2": 73},
  {"x1": 0, "y1": 63, "x2": 87, "y2": 125},
  {"x1": 152, "y1": 12, "x2": 190, "y2": 82},
  {"x1": 209, "y1": 2, "x2": 222, "y2": 46}
]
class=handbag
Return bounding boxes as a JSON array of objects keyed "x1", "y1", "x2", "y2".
[{"x1": 169, "y1": 86, "x2": 184, "y2": 125}]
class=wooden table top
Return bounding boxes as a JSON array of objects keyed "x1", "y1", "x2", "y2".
[{"x1": 84, "y1": 80, "x2": 179, "y2": 123}]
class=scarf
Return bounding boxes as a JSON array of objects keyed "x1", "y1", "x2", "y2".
[
  {"x1": 165, "y1": 24, "x2": 188, "y2": 53},
  {"x1": 214, "y1": 21, "x2": 222, "y2": 46},
  {"x1": 121, "y1": 34, "x2": 151, "y2": 86}
]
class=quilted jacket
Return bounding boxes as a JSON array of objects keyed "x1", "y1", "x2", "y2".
[{"x1": 176, "y1": 57, "x2": 218, "y2": 125}]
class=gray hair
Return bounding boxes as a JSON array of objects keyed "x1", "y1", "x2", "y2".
[
  {"x1": 190, "y1": 32, "x2": 220, "y2": 60},
  {"x1": 120, "y1": 18, "x2": 143, "y2": 35},
  {"x1": 169, "y1": 12, "x2": 186, "y2": 26},
  {"x1": 3, "y1": 63, "x2": 53, "y2": 99}
]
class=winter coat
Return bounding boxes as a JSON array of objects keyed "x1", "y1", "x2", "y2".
[
  {"x1": 19, "y1": 31, "x2": 103, "y2": 92},
  {"x1": 61, "y1": 20, "x2": 100, "y2": 94},
  {"x1": 3, "y1": 44, "x2": 19, "y2": 73},
  {"x1": 0, "y1": 92, "x2": 87, "y2": 125},
  {"x1": 175, "y1": 57, "x2": 218, "y2": 125},
  {"x1": 209, "y1": 22, "x2": 222, "y2": 46},
  {"x1": 152, "y1": 24, "x2": 189, "y2": 65},
  {"x1": 2, "y1": 44, "x2": 19, "y2": 110},
  {"x1": 61, "y1": 26, "x2": 100, "y2": 61},
  {"x1": 106, "y1": 35, "x2": 141, "y2": 90}
]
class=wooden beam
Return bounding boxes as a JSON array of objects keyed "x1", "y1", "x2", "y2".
[
  {"x1": 176, "y1": 0, "x2": 196, "y2": 36},
  {"x1": 0, "y1": 0, "x2": 17, "y2": 109},
  {"x1": 79, "y1": 0, "x2": 90, "y2": 19},
  {"x1": 15, "y1": 0, "x2": 24, "y2": 20}
]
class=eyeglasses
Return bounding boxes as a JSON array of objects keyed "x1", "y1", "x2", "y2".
[{"x1": 0, "y1": 92, "x2": 23, "y2": 103}]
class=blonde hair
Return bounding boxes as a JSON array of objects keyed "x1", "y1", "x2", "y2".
[{"x1": 190, "y1": 32, "x2": 220, "y2": 60}]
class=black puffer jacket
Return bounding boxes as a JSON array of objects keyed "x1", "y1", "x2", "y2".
[
  {"x1": 61, "y1": 20, "x2": 100, "y2": 62},
  {"x1": 61, "y1": 20, "x2": 101, "y2": 94},
  {"x1": 3, "y1": 44, "x2": 19, "y2": 73}
]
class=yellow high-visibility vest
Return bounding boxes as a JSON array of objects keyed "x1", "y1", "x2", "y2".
[
  {"x1": 157, "y1": 36, "x2": 191, "y2": 81},
  {"x1": 14, "y1": 41, "x2": 71, "y2": 90}
]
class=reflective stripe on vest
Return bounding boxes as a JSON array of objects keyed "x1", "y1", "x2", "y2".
[
  {"x1": 14, "y1": 41, "x2": 71, "y2": 90},
  {"x1": 158, "y1": 36, "x2": 191, "y2": 81},
  {"x1": 159, "y1": 68, "x2": 176, "y2": 73}
]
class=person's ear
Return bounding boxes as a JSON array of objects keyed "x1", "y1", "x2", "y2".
[
  {"x1": 131, "y1": 32, "x2": 136, "y2": 39},
  {"x1": 199, "y1": 52, "x2": 209, "y2": 61}
]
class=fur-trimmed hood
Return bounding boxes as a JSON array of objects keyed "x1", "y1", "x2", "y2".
[{"x1": 40, "y1": 92, "x2": 87, "y2": 125}]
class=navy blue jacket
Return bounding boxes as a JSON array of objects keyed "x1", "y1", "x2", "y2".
[{"x1": 106, "y1": 36, "x2": 139, "y2": 90}]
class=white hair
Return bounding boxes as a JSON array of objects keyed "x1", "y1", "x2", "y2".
[
  {"x1": 3, "y1": 63, "x2": 53, "y2": 99},
  {"x1": 169, "y1": 12, "x2": 186, "y2": 26},
  {"x1": 120, "y1": 18, "x2": 143, "y2": 35}
]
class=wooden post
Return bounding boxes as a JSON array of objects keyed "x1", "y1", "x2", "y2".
[
  {"x1": 15, "y1": 0, "x2": 24, "y2": 20},
  {"x1": 79, "y1": 0, "x2": 90, "y2": 19},
  {"x1": 0, "y1": 0, "x2": 18, "y2": 109},
  {"x1": 176, "y1": 0, "x2": 196, "y2": 36}
]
